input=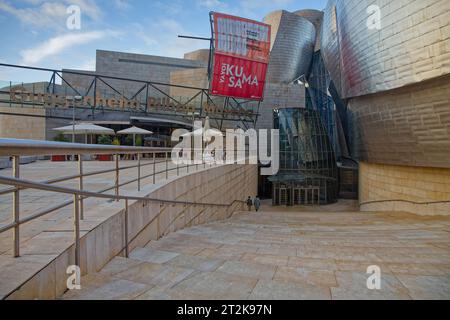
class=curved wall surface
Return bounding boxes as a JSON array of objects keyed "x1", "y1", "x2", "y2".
[
  {"x1": 294, "y1": 9, "x2": 324, "y2": 51},
  {"x1": 349, "y1": 74, "x2": 450, "y2": 169},
  {"x1": 264, "y1": 10, "x2": 316, "y2": 84},
  {"x1": 321, "y1": 0, "x2": 450, "y2": 99}
]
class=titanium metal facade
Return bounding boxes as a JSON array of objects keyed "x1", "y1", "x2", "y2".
[
  {"x1": 322, "y1": 0, "x2": 450, "y2": 99},
  {"x1": 264, "y1": 10, "x2": 316, "y2": 84},
  {"x1": 321, "y1": 0, "x2": 450, "y2": 168},
  {"x1": 256, "y1": 11, "x2": 317, "y2": 131}
]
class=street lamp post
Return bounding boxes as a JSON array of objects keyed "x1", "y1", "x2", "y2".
[{"x1": 72, "y1": 96, "x2": 83, "y2": 143}]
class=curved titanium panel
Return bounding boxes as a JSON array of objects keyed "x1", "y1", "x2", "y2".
[
  {"x1": 320, "y1": 0, "x2": 342, "y2": 96},
  {"x1": 349, "y1": 74, "x2": 450, "y2": 169},
  {"x1": 294, "y1": 9, "x2": 324, "y2": 51},
  {"x1": 321, "y1": 0, "x2": 450, "y2": 99},
  {"x1": 264, "y1": 10, "x2": 316, "y2": 84}
]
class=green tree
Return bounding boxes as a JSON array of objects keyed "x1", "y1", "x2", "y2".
[{"x1": 98, "y1": 135, "x2": 112, "y2": 145}]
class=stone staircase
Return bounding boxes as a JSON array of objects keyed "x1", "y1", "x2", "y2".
[{"x1": 61, "y1": 205, "x2": 450, "y2": 300}]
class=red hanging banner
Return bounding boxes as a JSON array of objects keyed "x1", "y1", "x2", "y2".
[{"x1": 210, "y1": 12, "x2": 271, "y2": 101}]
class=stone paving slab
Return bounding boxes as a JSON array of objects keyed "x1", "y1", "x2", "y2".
[
  {"x1": 248, "y1": 279, "x2": 331, "y2": 300},
  {"x1": 61, "y1": 201, "x2": 450, "y2": 300},
  {"x1": 129, "y1": 247, "x2": 179, "y2": 264}
]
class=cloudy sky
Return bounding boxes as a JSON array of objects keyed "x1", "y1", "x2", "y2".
[{"x1": 0, "y1": 0, "x2": 327, "y2": 83}]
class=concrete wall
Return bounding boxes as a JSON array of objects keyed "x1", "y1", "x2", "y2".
[
  {"x1": 6, "y1": 163, "x2": 258, "y2": 299},
  {"x1": 360, "y1": 162, "x2": 450, "y2": 216}
]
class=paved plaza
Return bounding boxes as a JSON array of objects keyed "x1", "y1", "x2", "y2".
[{"x1": 62, "y1": 201, "x2": 450, "y2": 300}]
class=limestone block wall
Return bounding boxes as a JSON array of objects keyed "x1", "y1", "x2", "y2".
[
  {"x1": 184, "y1": 49, "x2": 210, "y2": 64},
  {"x1": 0, "y1": 106, "x2": 46, "y2": 140},
  {"x1": 169, "y1": 68, "x2": 209, "y2": 99},
  {"x1": 61, "y1": 50, "x2": 208, "y2": 102},
  {"x1": 359, "y1": 162, "x2": 450, "y2": 215},
  {"x1": 6, "y1": 163, "x2": 257, "y2": 299}
]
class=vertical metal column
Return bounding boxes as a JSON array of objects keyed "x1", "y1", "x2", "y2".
[
  {"x1": 115, "y1": 154, "x2": 119, "y2": 201},
  {"x1": 78, "y1": 155, "x2": 84, "y2": 220},
  {"x1": 166, "y1": 152, "x2": 169, "y2": 179},
  {"x1": 12, "y1": 156, "x2": 20, "y2": 257},
  {"x1": 153, "y1": 153, "x2": 156, "y2": 184},
  {"x1": 73, "y1": 194, "x2": 81, "y2": 267},
  {"x1": 124, "y1": 199, "x2": 129, "y2": 258},
  {"x1": 137, "y1": 153, "x2": 141, "y2": 191}
]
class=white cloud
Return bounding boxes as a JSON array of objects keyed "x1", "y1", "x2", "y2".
[
  {"x1": 131, "y1": 23, "x2": 158, "y2": 46},
  {"x1": 20, "y1": 30, "x2": 118, "y2": 65},
  {"x1": 114, "y1": 0, "x2": 130, "y2": 10},
  {"x1": 197, "y1": 0, "x2": 228, "y2": 9},
  {"x1": 154, "y1": 19, "x2": 207, "y2": 58},
  {"x1": 0, "y1": 0, "x2": 102, "y2": 29}
]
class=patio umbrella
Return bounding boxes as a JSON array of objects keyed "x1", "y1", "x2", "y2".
[
  {"x1": 117, "y1": 126, "x2": 153, "y2": 146},
  {"x1": 52, "y1": 123, "x2": 115, "y2": 144}
]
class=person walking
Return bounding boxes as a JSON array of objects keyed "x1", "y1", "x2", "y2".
[
  {"x1": 253, "y1": 196, "x2": 261, "y2": 212},
  {"x1": 246, "y1": 196, "x2": 253, "y2": 211}
]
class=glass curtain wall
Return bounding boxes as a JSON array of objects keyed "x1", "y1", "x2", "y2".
[{"x1": 270, "y1": 108, "x2": 338, "y2": 205}]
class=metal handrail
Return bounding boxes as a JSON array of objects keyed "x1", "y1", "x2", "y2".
[
  {"x1": 0, "y1": 138, "x2": 248, "y2": 269},
  {"x1": 0, "y1": 138, "x2": 171, "y2": 156},
  {"x1": 0, "y1": 176, "x2": 240, "y2": 208},
  {"x1": 0, "y1": 175, "x2": 243, "y2": 233},
  {"x1": 0, "y1": 158, "x2": 168, "y2": 195}
]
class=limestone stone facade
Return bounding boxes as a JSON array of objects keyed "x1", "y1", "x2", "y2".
[{"x1": 359, "y1": 162, "x2": 450, "y2": 215}]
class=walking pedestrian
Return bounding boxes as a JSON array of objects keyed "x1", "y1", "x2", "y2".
[
  {"x1": 253, "y1": 196, "x2": 261, "y2": 212},
  {"x1": 246, "y1": 196, "x2": 253, "y2": 211}
]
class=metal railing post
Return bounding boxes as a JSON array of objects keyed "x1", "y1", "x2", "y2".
[
  {"x1": 166, "y1": 152, "x2": 169, "y2": 179},
  {"x1": 73, "y1": 194, "x2": 81, "y2": 267},
  {"x1": 124, "y1": 199, "x2": 129, "y2": 258},
  {"x1": 115, "y1": 153, "x2": 119, "y2": 201},
  {"x1": 153, "y1": 152, "x2": 156, "y2": 184},
  {"x1": 78, "y1": 155, "x2": 84, "y2": 220},
  {"x1": 137, "y1": 153, "x2": 141, "y2": 192},
  {"x1": 13, "y1": 156, "x2": 20, "y2": 257}
]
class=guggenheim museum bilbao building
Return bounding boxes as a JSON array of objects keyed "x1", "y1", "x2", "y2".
[
  {"x1": 0, "y1": 0, "x2": 449, "y2": 215},
  {"x1": 257, "y1": 0, "x2": 449, "y2": 214},
  {"x1": 255, "y1": 0, "x2": 449, "y2": 214},
  {"x1": 318, "y1": 0, "x2": 450, "y2": 216}
]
